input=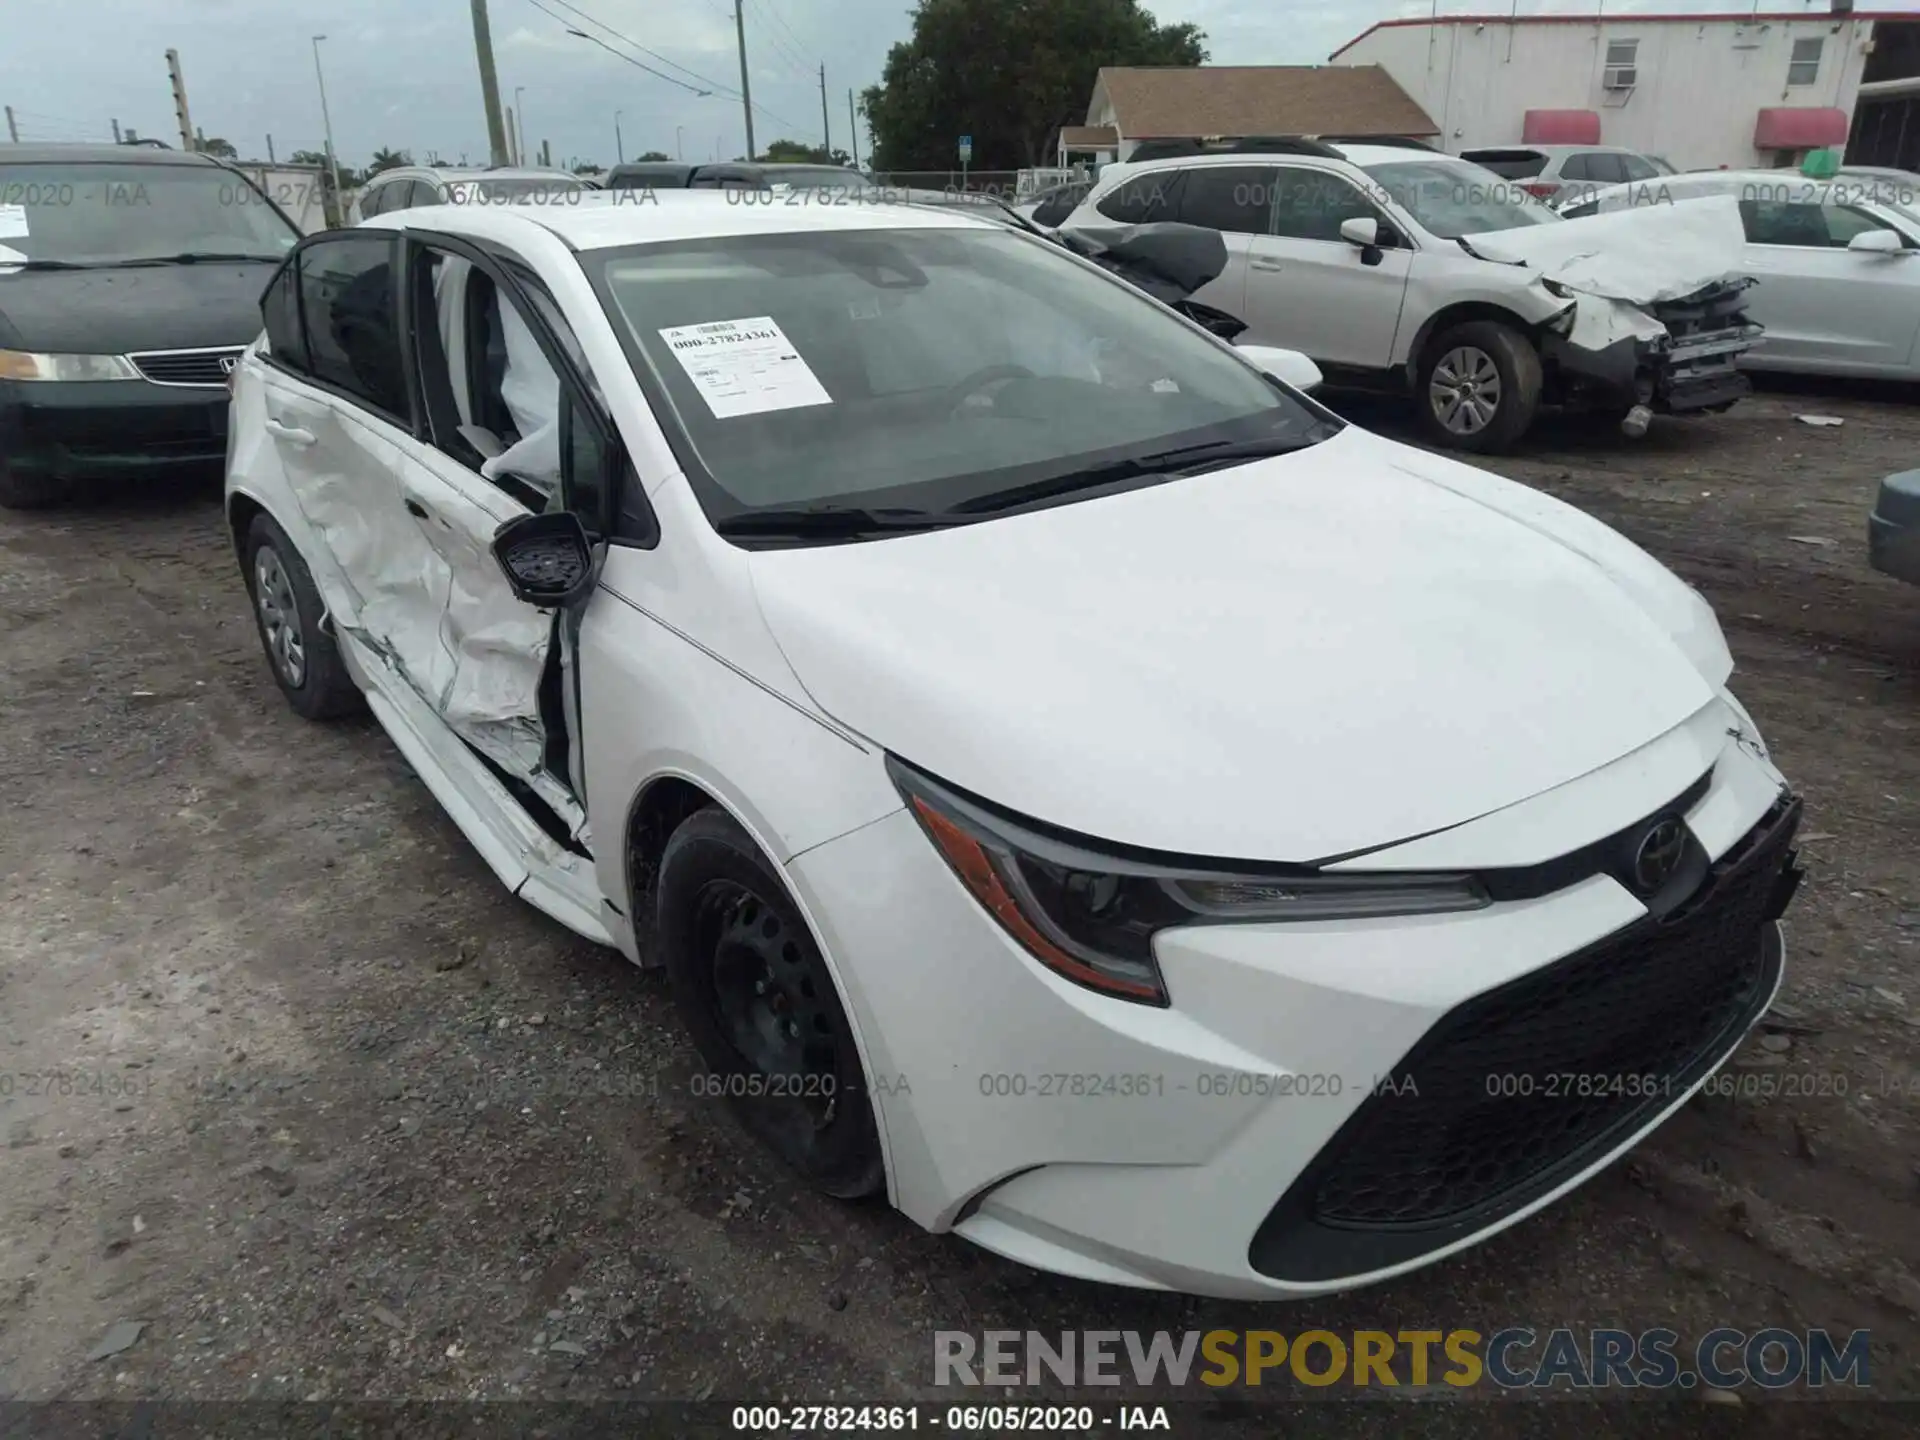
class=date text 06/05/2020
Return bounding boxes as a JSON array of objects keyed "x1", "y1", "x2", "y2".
[{"x1": 730, "y1": 1405, "x2": 1172, "y2": 1431}]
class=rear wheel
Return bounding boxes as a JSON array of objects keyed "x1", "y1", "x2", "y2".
[
  {"x1": 242, "y1": 512, "x2": 363, "y2": 720},
  {"x1": 1417, "y1": 321, "x2": 1542, "y2": 454},
  {"x1": 655, "y1": 807, "x2": 885, "y2": 1199}
]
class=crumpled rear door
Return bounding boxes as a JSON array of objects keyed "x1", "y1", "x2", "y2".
[{"x1": 260, "y1": 370, "x2": 455, "y2": 704}]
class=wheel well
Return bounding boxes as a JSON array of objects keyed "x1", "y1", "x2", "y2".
[
  {"x1": 1406, "y1": 303, "x2": 1539, "y2": 383},
  {"x1": 624, "y1": 777, "x2": 719, "y2": 950},
  {"x1": 227, "y1": 492, "x2": 265, "y2": 561}
]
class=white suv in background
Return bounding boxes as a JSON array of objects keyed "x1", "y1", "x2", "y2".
[
  {"x1": 1059, "y1": 140, "x2": 1759, "y2": 451},
  {"x1": 1459, "y1": 144, "x2": 1676, "y2": 210}
]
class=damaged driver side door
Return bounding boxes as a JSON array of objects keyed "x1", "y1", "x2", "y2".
[{"x1": 386, "y1": 232, "x2": 616, "y2": 845}]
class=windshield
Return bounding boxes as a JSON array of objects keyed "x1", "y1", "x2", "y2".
[
  {"x1": 1363, "y1": 160, "x2": 1560, "y2": 238},
  {"x1": 451, "y1": 177, "x2": 589, "y2": 204},
  {"x1": 590, "y1": 226, "x2": 1331, "y2": 529},
  {"x1": 0, "y1": 162, "x2": 298, "y2": 264}
]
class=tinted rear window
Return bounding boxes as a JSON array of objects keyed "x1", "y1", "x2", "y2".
[{"x1": 1463, "y1": 150, "x2": 1549, "y2": 179}]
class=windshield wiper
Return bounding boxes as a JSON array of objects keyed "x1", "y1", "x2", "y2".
[
  {"x1": 952, "y1": 434, "x2": 1323, "y2": 515},
  {"x1": 147, "y1": 251, "x2": 284, "y2": 264},
  {"x1": 714, "y1": 505, "x2": 977, "y2": 539},
  {"x1": 0, "y1": 253, "x2": 281, "y2": 271}
]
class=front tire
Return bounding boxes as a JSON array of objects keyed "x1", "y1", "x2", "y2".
[
  {"x1": 1417, "y1": 320, "x2": 1542, "y2": 454},
  {"x1": 0, "y1": 460, "x2": 72, "y2": 510},
  {"x1": 655, "y1": 807, "x2": 885, "y2": 1200},
  {"x1": 242, "y1": 512, "x2": 363, "y2": 720}
]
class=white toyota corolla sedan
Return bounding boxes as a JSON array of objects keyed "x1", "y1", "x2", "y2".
[{"x1": 225, "y1": 191, "x2": 1803, "y2": 1299}]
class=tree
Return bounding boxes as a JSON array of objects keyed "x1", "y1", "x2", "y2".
[
  {"x1": 198, "y1": 136, "x2": 238, "y2": 159},
  {"x1": 572, "y1": 161, "x2": 605, "y2": 176},
  {"x1": 861, "y1": 0, "x2": 1204, "y2": 173},
  {"x1": 758, "y1": 138, "x2": 855, "y2": 166},
  {"x1": 366, "y1": 147, "x2": 412, "y2": 176},
  {"x1": 635, "y1": 150, "x2": 671, "y2": 162}
]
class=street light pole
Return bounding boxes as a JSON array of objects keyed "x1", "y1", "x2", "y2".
[
  {"x1": 675, "y1": 125, "x2": 684, "y2": 161},
  {"x1": 311, "y1": 35, "x2": 341, "y2": 225},
  {"x1": 614, "y1": 109, "x2": 624, "y2": 164},
  {"x1": 514, "y1": 86, "x2": 526, "y2": 165}
]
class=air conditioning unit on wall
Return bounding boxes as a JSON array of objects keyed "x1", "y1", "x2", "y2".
[{"x1": 1603, "y1": 66, "x2": 1638, "y2": 90}]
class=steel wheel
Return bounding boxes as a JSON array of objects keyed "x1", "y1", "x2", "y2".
[
  {"x1": 253, "y1": 545, "x2": 307, "y2": 688},
  {"x1": 699, "y1": 878, "x2": 842, "y2": 1132},
  {"x1": 1429, "y1": 345, "x2": 1504, "y2": 436}
]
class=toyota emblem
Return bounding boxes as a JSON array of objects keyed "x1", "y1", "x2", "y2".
[
  {"x1": 219, "y1": 354, "x2": 240, "y2": 376},
  {"x1": 1631, "y1": 818, "x2": 1689, "y2": 894}
]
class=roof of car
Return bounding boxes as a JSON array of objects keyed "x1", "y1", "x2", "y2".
[
  {"x1": 1327, "y1": 142, "x2": 1472, "y2": 168},
  {"x1": 367, "y1": 165, "x2": 585, "y2": 183},
  {"x1": 1461, "y1": 144, "x2": 1653, "y2": 157},
  {"x1": 366, "y1": 189, "x2": 999, "y2": 250},
  {"x1": 1100, "y1": 143, "x2": 1474, "y2": 178},
  {"x1": 0, "y1": 142, "x2": 219, "y2": 166}
]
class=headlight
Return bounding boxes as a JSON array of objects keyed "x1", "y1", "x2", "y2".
[
  {"x1": 0, "y1": 350, "x2": 142, "y2": 382},
  {"x1": 1542, "y1": 278, "x2": 1576, "y2": 299},
  {"x1": 889, "y1": 758, "x2": 1488, "y2": 1007}
]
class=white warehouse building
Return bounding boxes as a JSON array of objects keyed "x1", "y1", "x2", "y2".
[{"x1": 1330, "y1": 5, "x2": 1920, "y2": 172}]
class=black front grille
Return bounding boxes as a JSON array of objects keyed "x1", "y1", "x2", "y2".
[
  {"x1": 130, "y1": 348, "x2": 243, "y2": 387},
  {"x1": 1653, "y1": 280, "x2": 1755, "y2": 340},
  {"x1": 1250, "y1": 795, "x2": 1800, "y2": 1283}
]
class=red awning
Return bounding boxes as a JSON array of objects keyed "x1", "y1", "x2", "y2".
[
  {"x1": 1754, "y1": 107, "x2": 1851, "y2": 150},
  {"x1": 1522, "y1": 110, "x2": 1601, "y2": 145}
]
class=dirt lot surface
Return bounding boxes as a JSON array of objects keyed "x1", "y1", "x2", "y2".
[{"x1": 1, "y1": 383, "x2": 1916, "y2": 1436}]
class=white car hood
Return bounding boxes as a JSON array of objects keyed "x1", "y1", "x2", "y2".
[
  {"x1": 746, "y1": 427, "x2": 1723, "y2": 863},
  {"x1": 1465, "y1": 194, "x2": 1749, "y2": 306}
]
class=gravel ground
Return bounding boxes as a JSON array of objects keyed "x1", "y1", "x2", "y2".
[{"x1": 0, "y1": 382, "x2": 1916, "y2": 1436}]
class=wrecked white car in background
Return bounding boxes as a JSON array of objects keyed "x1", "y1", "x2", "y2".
[{"x1": 1059, "y1": 140, "x2": 1761, "y2": 451}]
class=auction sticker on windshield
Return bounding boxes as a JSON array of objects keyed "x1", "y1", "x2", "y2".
[
  {"x1": 0, "y1": 205, "x2": 29, "y2": 239},
  {"x1": 659, "y1": 316, "x2": 832, "y2": 418}
]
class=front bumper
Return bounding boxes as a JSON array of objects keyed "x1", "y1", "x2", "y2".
[
  {"x1": 789, "y1": 714, "x2": 1797, "y2": 1298},
  {"x1": 0, "y1": 378, "x2": 230, "y2": 480},
  {"x1": 1869, "y1": 470, "x2": 1920, "y2": 587},
  {"x1": 1544, "y1": 281, "x2": 1761, "y2": 416}
]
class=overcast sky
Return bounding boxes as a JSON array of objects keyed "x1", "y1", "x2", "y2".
[{"x1": 0, "y1": 0, "x2": 1906, "y2": 169}]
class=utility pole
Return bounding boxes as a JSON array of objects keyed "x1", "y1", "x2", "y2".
[
  {"x1": 733, "y1": 4, "x2": 755, "y2": 161},
  {"x1": 311, "y1": 35, "x2": 340, "y2": 224},
  {"x1": 470, "y1": 0, "x2": 511, "y2": 166},
  {"x1": 504, "y1": 106, "x2": 517, "y2": 164},
  {"x1": 819, "y1": 64, "x2": 830, "y2": 158},
  {"x1": 3, "y1": 106, "x2": 15, "y2": 143},
  {"x1": 540, "y1": 139, "x2": 550, "y2": 167},
  {"x1": 847, "y1": 90, "x2": 860, "y2": 169},
  {"x1": 166, "y1": 48, "x2": 194, "y2": 151},
  {"x1": 266, "y1": 132, "x2": 275, "y2": 163},
  {"x1": 514, "y1": 87, "x2": 526, "y2": 166},
  {"x1": 614, "y1": 109, "x2": 624, "y2": 164},
  {"x1": 112, "y1": 117, "x2": 122, "y2": 143}
]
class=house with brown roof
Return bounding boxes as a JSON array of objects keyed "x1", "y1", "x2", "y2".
[{"x1": 1063, "y1": 65, "x2": 1439, "y2": 167}]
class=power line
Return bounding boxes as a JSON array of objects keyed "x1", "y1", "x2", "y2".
[
  {"x1": 744, "y1": 0, "x2": 813, "y2": 80},
  {"x1": 529, "y1": 0, "x2": 740, "y2": 97},
  {"x1": 752, "y1": 0, "x2": 813, "y2": 73},
  {"x1": 524, "y1": 0, "x2": 809, "y2": 134}
]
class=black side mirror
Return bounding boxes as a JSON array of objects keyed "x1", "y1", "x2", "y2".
[{"x1": 491, "y1": 512, "x2": 596, "y2": 608}]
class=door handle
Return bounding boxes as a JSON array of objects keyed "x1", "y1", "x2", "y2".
[
  {"x1": 263, "y1": 418, "x2": 317, "y2": 447},
  {"x1": 1250, "y1": 258, "x2": 1285, "y2": 272},
  {"x1": 404, "y1": 498, "x2": 430, "y2": 520}
]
